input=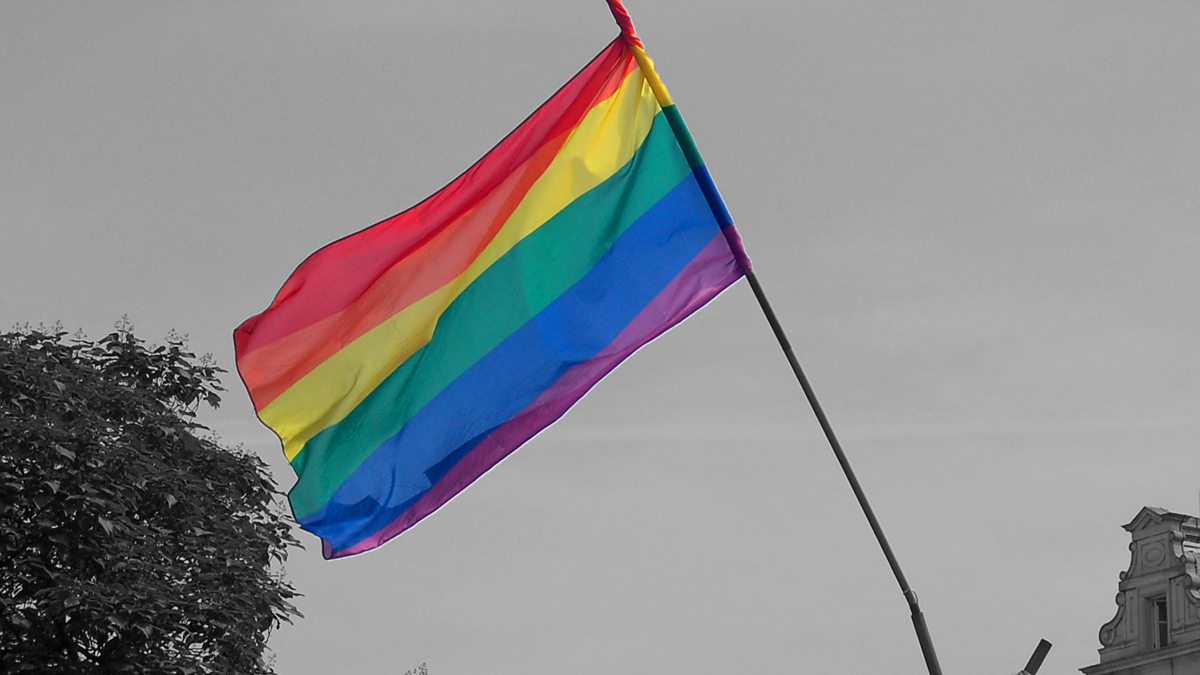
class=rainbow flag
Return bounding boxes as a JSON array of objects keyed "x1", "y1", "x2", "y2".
[{"x1": 234, "y1": 20, "x2": 750, "y2": 559}]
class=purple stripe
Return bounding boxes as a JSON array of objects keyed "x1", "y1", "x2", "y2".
[
  {"x1": 720, "y1": 223, "x2": 753, "y2": 274},
  {"x1": 329, "y1": 233, "x2": 743, "y2": 558}
]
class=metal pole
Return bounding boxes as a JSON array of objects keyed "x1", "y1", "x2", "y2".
[
  {"x1": 1020, "y1": 639, "x2": 1052, "y2": 675},
  {"x1": 603, "y1": 2, "x2": 945, "y2": 673},
  {"x1": 744, "y1": 271, "x2": 944, "y2": 675}
]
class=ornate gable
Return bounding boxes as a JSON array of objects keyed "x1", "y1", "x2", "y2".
[{"x1": 1083, "y1": 507, "x2": 1200, "y2": 674}]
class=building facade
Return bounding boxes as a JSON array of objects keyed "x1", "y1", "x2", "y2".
[{"x1": 1082, "y1": 507, "x2": 1200, "y2": 675}]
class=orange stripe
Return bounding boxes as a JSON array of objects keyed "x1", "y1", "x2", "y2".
[
  {"x1": 233, "y1": 40, "x2": 632, "y2": 363},
  {"x1": 239, "y1": 56, "x2": 638, "y2": 409},
  {"x1": 240, "y1": 137, "x2": 563, "y2": 407}
]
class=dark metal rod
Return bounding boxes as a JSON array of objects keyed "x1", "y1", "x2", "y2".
[
  {"x1": 743, "y1": 269, "x2": 944, "y2": 675},
  {"x1": 1022, "y1": 639, "x2": 1052, "y2": 674},
  {"x1": 601, "y1": 1, "x2": 943, "y2": 670}
]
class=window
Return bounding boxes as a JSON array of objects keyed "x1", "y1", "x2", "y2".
[{"x1": 1151, "y1": 597, "x2": 1170, "y2": 649}]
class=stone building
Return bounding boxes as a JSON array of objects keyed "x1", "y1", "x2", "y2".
[{"x1": 1082, "y1": 507, "x2": 1200, "y2": 675}]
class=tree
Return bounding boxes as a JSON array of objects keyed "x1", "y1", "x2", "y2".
[{"x1": 0, "y1": 322, "x2": 300, "y2": 674}]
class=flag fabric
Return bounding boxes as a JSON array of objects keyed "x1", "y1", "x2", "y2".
[{"x1": 234, "y1": 29, "x2": 750, "y2": 559}]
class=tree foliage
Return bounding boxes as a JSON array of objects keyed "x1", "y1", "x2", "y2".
[{"x1": 0, "y1": 323, "x2": 300, "y2": 674}]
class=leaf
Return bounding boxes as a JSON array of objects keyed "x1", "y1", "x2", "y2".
[
  {"x1": 165, "y1": 494, "x2": 178, "y2": 508},
  {"x1": 98, "y1": 517, "x2": 114, "y2": 535},
  {"x1": 52, "y1": 444, "x2": 75, "y2": 460}
]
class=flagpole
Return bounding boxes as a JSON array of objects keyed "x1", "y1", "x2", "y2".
[
  {"x1": 741, "y1": 272, "x2": 945, "y2": 675},
  {"x1": 604, "y1": 3, "x2": 945, "y2": 674}
]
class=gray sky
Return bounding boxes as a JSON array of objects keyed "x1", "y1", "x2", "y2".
[{"x1": 3, "y1": 1, "x2": 1199, "y2": 673}]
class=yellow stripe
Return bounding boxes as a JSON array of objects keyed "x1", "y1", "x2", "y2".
[
  {"x1": 630, "y1": 45, "x2": 673, "y2": 108},
  {"x1": 261, "y1": 66, "x2": 661, "y2": 461}
]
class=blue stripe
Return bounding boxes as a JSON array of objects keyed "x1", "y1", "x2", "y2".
[
  {"x1": 300, "y1": 175, "x2": 722, "y2": 550},
  {"x1": 693, "y1": 165, "x2": 734, "y2": 229}
]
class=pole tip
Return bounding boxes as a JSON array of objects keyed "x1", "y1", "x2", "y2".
[{"x1": 605, "y1": 0, "x2": 645, "y2": 49}]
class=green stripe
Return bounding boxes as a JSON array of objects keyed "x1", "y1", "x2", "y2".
[
  {"x1": 289, "y1": 112, "x2": 690, "y2": 518},
  {"x1": 662, "y1": 105, "x2": 704, "y2": 170}
]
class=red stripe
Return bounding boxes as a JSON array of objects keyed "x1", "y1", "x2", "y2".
[
  {"x1": 238, "y1": 131, "x2": 567, "y2": 409},
  {"x1": 234, "y1": 39, "x2": 631, "y2": 360}
]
